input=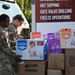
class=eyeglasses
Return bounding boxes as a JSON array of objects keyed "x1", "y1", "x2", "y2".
[
  {"x1": 19, "y1": 21, "x2": 24, "y2": 25},
  {"x1": 19, "y1": 22, "x2": 22, "y2": 25}
]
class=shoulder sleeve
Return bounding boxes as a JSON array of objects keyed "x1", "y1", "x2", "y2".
[
  {"x1": 0, "y1": 28, "x2": 6, "y2": 38},
  {"x1": 0, "y1": 29, "x2": 16, "y2": 58},
  {"x1": 0, "y1": 40, "x2": 16, "y2": 58},
  {"x1": 7, "y1": 24, "x2": 15, "y2": 32}
]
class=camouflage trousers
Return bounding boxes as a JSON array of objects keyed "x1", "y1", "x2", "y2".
[
  {"x1": 0, "y1": 69, "x2": 17, "y2": 75},
  {"x1": 0, "y1": 69, "x2": 12, "y2": 75}
]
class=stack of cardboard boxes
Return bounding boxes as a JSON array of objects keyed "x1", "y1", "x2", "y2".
[
  {"x1": 16, "y1": 39, "x2": 48, "y2": 75},
  {"x1": 48, "y1": 54, "x2": 64, "y2": 75},
  {"x1": 60, "y1": 28, "x2": 75, "y2": 75},
  {"x1": 47, "y1": 32, "x2": 64, "y2": 75},
  {"x1": 65, "y1": 49, "x2": 75, "y2": 75},
  {"x1": 18, "y1": 60, "x2": 47, "y2": 75},
  {"x1": 16, "y1": 28, "x2": 75, "y2": 75}
]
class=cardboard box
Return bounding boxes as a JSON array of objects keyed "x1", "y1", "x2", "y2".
[
  {"x1": 63, "y1": 74, "x2": 75, "y2": 75},
  {"x1": 60, "y1": 28, "x2": 75, "y2": 48},
  {"x1": 30, "y1": 32, "x2": 41, "y2": 39},
  {"x1": 18, "y1": 60, "x2": 48, "y2": 75},
  {"x1": 47, "y1": 32, "x2": 62, "y2": 53},
  {"x1": 30, "y1": 32, "x2": 49, "y2": 39},
  {"x1": 47, "y1": 69, "x2": 62, "y2": 75},
  {"x1": 65, "y1": 49, "x2": 75, "y2": 74},
  {"x1": 16, "y1": 39, "x2": 48, "y2": 60},
  {"x1": 62, "y1": 74, "x2": 75, "y2": 75},
  {"x1": 48, "y1": 54, "x2": 64, "y2": 70}
]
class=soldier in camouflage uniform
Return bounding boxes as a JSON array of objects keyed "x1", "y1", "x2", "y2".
[
  {"x1": 7, "y1": 14, "x2": 24, "y2": 74},
  {"x1": 0, "y1": 14, "x2": 18, "y2": 75},
  {"x1": 8, "y1": 14, "x2": 24, "y2": 42}
]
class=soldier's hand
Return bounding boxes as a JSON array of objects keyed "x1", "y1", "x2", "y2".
[{"x1": 15, "y1": 55, "x2": 22, "y2": 62}]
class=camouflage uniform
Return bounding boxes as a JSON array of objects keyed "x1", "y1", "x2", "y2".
[
  {"x1": 0, "y1": 26, "x2": 17, "y2": 75},
  {"x1": 7, "y1": 23, "x2": 19, "y2": 74},
  {"x1": 8, "y1": 23, "x2": 24, "y2": 39},
  {"x1": 7, "y1": 23, "x2": 18, "y2": 41}
]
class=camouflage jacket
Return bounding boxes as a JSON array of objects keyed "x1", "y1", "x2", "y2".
[
  {"x1": 0, "y1": 26, "x2": 16, "y2": 75},
  {"x1": 7, "y1": 23, "x2": 17, "y2": 41},
  {"x1": 7, "y1": 23, "x2": 24, "y2": 41}
]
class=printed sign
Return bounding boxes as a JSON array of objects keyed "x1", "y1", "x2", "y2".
[{"x1": 36, "y1": 0, "x2": 75, "y2": 22}]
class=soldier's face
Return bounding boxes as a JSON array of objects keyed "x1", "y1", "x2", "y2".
[
  {"x1": 2, "y1": 18, "x2": 10, "y2": 28},
  {"x1": 19, "y1": 20, "x2": 24, "y2": 26},
  {"x1": 13, "y1": 19, "x2": 24, "y2": 28},
  {"x1": 5, "y1": 18, "x2": 10, "y2": 27},
  {"x1": 17, "y1": 20, "x2": 24, "y2": 27}
]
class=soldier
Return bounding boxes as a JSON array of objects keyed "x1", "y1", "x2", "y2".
[
  {"x1": 8, "y1": 14, "x2": 24, "y2": 42},
  {"x1": 7, "y1": 14, "x2": 24, "y2": 50},
  {"x1": 7, "y1": 14, "x2": 24, "y2": 74},
  {"x1": 0, "y1": 14, "x2": 20, "y2": 75}
]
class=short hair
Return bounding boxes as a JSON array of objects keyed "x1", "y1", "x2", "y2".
[
  {"x1": 0, "y1": 14, "x2": 9, "y2": 22},
  {"x1": 29, "y1": 41, "x2": 35, "y2": 46},
  {"x1": 13, "y1": 14, "x2": 24, "y2": 21}
]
